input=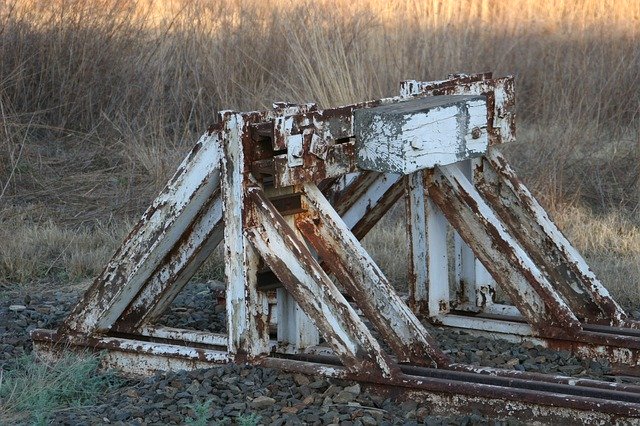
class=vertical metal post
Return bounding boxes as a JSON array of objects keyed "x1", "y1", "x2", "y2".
[
  {"x1": 425, "y1": 171, "x2": 450, "y2": 317},
  {"x1": 276, "y1": 217, "x2": 320, "y2": 352},
  {"x1": 453, "y1": 159, "x2": 479, "y2": 311},
  {"x1": 407, "y1": 171, "x2": 450, "y2": 317},
  {"x1": 222, "y1": 113, "x2": 270, "y2": 358},
  {"x1": 406, "y1": 172, "x2": 428, "y2": 314},
  {"x1": 261, "y1": 185, "x2": 319, "y2": 353},
  {"x1": 471, "y1": 157, "x2": 497, "y2": 308}
]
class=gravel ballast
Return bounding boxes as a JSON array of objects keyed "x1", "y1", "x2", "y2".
[{"x1": 1, "y1": 280, "x2": 638, "y2": 425}]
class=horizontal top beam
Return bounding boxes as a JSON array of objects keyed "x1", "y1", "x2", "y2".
[{"x1": 241, "y1": 74, "x2": 514, "y2": 187}]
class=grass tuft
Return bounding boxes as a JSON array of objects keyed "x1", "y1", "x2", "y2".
[
  {"x1": 0, "y1": 209, "x2": 129, "y2": 286},
  {"x1": 0, "y1": 352, "x2": 121, "y2": 425},
  {"x1": 237, "y1": 412, "x2": 262, "y2": 426},
  {"x1": 186, "y1": 398, "x2": 214, "y2": 426}
]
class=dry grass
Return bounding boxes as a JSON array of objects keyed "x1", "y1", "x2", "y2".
[
  {"x1": 0, "y1": 208, "x2": 129, "y2": 286},
  {"x1": 554, "y1": 206, "x2": 640, "y2": 307},
  {"x1": 363, "y1": 204, "x2": 640, "y2": 307},
  {"x1": 0, "y1": 0, "x2": 638, "y2": 303}
]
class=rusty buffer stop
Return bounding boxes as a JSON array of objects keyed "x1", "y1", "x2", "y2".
[{"x1": 32, "y1": 73, "x2": 640, "y2": 423}]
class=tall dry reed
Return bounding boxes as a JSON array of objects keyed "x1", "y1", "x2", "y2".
[{"x1": 0, "y1": 0, "x2": 638, "y2": 300}]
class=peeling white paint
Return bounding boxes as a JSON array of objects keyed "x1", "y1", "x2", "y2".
[
  {"x1": 356, "y1": 96, "x2": 488, "y2": 174},
  {"x1": 64, "y1": 132, "x2": 223, "y2": 334},
  {"x1": 301, "y1": 183, "x2": 446, "y2": 365},
  {"x1": 117, "y1": 192, "x2": 224, "y2": 329},
  {"x1": 222, "y1": 114, "x2": 270, "y2": 358},
  {"x1": 341, "y1": 173, "x2": 401, "y2": 229},
  {"x1": 433, "y1": 163, "x2": 581, "y2": 330},
  {"x1": 246, "y1": 188, "x2": 394, "y2": 377},
  {"x1": 485, "y1": 149, "x2": 626, "y2": 323},
  {"x1": 287, "y1": 134, "x2": 304, "y2": 167}
]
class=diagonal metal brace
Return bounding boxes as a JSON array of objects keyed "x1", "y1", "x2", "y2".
[
  {"x1": 475, "y1": 149, "x2": 629, "y2": 327},
  {"x1": 296, "y1": 183, "x2": 449, "y2": 367},
  {"x1": 245, "y1": 186, "x2": 398, "y2": 379},
  {"x1": 427, "y1": 163, "x2": 582, "y2": 333}
]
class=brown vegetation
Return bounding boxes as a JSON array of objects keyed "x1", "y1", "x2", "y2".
[{"x1": 0, "y1": 0, "x2": 638, "y2": 304}]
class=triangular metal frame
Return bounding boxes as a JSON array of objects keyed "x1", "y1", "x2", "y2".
[{"x1": 32, "y1": 73, "x2": 640, "y2": 422}]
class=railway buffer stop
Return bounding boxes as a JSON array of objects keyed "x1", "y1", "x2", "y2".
[{"x1": 32, "y1": 73, "x2": 640, "y2": 423}]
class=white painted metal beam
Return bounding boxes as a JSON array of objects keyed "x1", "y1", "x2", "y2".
[
  {"x1": 245, "y1": 187, "x2": 396, "y2": 378},
  {"x1": 275, "y1": 214, "x2": 320, "y2": 353},
  {"x1": 406, "y1": 171, "x2": 429, "y2": 314},
  {"x1": 297, "y1": 183, "x2": 449, "y2": 367},
  {"x1": 61, "y1": 131, "x2": 224, "y2": 334},
  {"x1": 477, "y1": 149, "x2": 627, "y2": 325},
  {"x1": 427, "y1": 164, "x2": 581, "y2": 333},
  {"x1": 222, "y1": 113, "x2": 270, "y2": 359},
  {"x1": 355, "y1": 96, "x2": 488, "y2": 174},
  {"x1": 113, "y1": 191, "x2": 224, "y2": 331}
]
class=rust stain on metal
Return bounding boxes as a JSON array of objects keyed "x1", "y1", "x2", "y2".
[
  {"x1": 246, "y1": 186, "x2": 398, "y2": 379},
  {"x1": 350, "y1": 177, "x2": 405, "y2": 240},
  {"x1": 478, "y1": 151, "x2": 627, "y2": 326},
  {"x1": 331, "y1": 171, "x2": 382, "y2": 216},
  {"x1": 31, "y1": 72, "x2": 640, "y2": 421},
  {"x1": 295, "y1": 184, "x2": 449, "y2": 367},
  {"x1": 426, "y1": 164, "x2": 581, "y2": 333},
  {"x1": 273, "y1": 140, "x2": 359, "y2": 187}
]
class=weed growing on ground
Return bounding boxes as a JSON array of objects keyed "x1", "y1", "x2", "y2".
[
  {"x1": 237, "y1": 413, "x2": 262, "y2": 426},
  {"x1": 186, "y1": 398, "x2": 214, "y2": 426},
  {"x1": 206, "y1": 412, "x2": 261, "y2": 425},
  {"x1": 0, "y1": 352, "x2": 122, "y2": 425}
]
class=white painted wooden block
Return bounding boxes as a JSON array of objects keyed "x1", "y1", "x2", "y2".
[{"x1": 354, "y1": 95, "x2": 488, "y2": 174}]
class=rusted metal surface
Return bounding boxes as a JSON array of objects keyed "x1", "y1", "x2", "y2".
[
  {"x1": 296, "y1": 183, "x2": 449, "y2": 367},
  {"x1": 399, "y1": 73, "x2": 492, "y2": 98},
  {"x1": 260, "y1": 185, "x2": 321, "y2": 351},
  {"x1": 400, "y1": 73, "x2": 515, "y2": 146},
  {"x1": 112, "y1": 190, "x2": 224, "y2": 333},
  {"x1": 32, "y1": 329, "x2": 230, "y2": 375},
  {"x1": 451, "y1": 160, "x2": 481, "y2": 311},
  {"x1": 440, "y1": 313, "x2": 640, "y2": 371},
  {"x1": 332, "y1": 171, "x2": 384, "y2": 216},
  {"x1": 476, "y1": 149, "x2": 628, "y2": 326},
  {"x1": 425, "y1": 173, "x2": 450, "y2": 317},
  {"x1": 350, "y1": 178, "x2": 405, "y2": 241},
  {"x1": 32, "y1": 72, "x2": 640, "y2": 422},
  {"x1": 319, "y1": 170, "x2": 404, "y2": 242},
  {"x1": 450, "y1": 362, "x2": 640, "y2": 394},
  {"x1": 355, "y1": 95, "x2": 488, "y2": 174},
  {"x1": 245, "y1": 186, "x2": 397, "y2": 379},
  {"x1": 32, "y1": 328, "x2": 640, "y2": 423},
  {"x1": 273, "y1": 139, "x2": 359, "y2": 187},
  {"x1": 275, "y1": 283, "x2": 319, "y2": 353},
  {"x1": 262, "y1": 74, "x2": 514, "y2": 188},
  {"x1": 405, "y1": 172, "x2": 428, "y2": 315},
  {"x1": 137, "y1": 325, "x2": 228, "y2": 348},
  {"x1": 267, "y1": 192, "x2": 304, "y2": 216},
  {"x1": 60, "y1": 131, "x2": 224, "y2": 335},
  {"x1": 324, "y1": 170, "x2": 405, "y2": 241},
  {"x1": 272, "y1": 102, "x2": 318, "y2": 150},
  {"x1": 275, "y1": 212, "x2": 320, "y2": 352},
  {"x1": 405, "y1": 170, "x2": 450, "y2": 317},
  {"x1": 338, "y1": 173, "x2": 402, "y2": 230},
  {"x1": 221, "y1": 112, "x2": 271, "y2": 359},
  {"x1": 427, "y1": 163, "x2": 582, "y2": 333}
]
